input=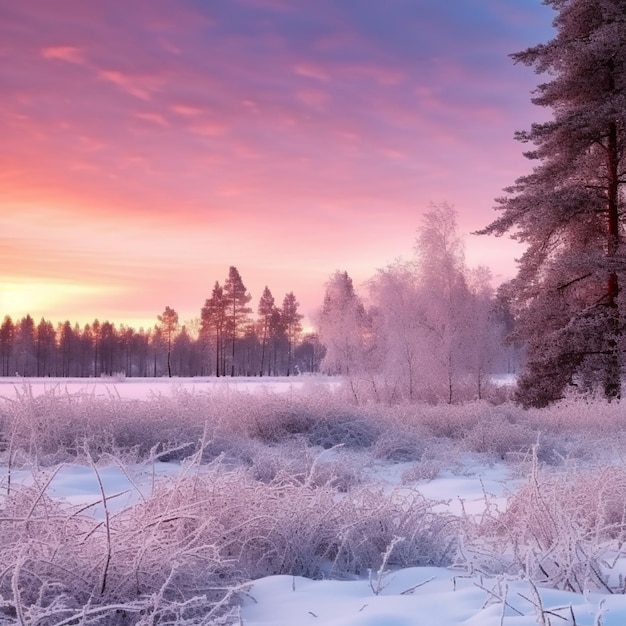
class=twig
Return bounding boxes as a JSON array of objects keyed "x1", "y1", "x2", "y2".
[
  {"x1": 475, "y1": 582, "x2": 523, "y2": 616},
  {"x1": 369, "y1": 536, "x2": 404, "y2": 595},
  {"x1": 86, "y1": 447, "x2": 112, "y2": 596},
  {"x1": 400, "y1": 576, "x2": 436, "y2": 595},
  {"x1": 11, "y1": 550, "x2": 26, "y2": 626}
]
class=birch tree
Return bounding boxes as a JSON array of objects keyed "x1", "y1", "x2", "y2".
[{"x1": 416, "y1": 203, "x2": 471, "y2": 403}]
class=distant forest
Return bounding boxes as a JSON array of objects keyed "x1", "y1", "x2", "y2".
[{"x1": 0, "y1": 265, "x2": 321, "y2": 379}]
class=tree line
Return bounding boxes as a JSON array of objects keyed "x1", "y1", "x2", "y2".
[{"x1": 0, "y1": 266, "x2": 323, "y2": 378}]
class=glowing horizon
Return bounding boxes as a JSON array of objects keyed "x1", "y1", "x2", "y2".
[{"x1": 1, "y1": 1, "x2": 553, "y2": 329}]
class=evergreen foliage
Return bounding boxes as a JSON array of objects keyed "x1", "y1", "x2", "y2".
[{"x1": 479, "y1": 0, "x2": 626, "y2": 407}]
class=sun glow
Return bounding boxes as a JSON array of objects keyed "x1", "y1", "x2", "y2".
[{"x1": 0, "y1": 280, "x2": 106, "y2": 322}]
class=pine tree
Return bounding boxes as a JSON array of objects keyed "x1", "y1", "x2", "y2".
[
  {"x1": 281, "y1": 292, "x2": 303, "y2": 376},
  {"x1": 480, "y1": 0, "x2": 626, "y2": 407},
  {"x1": 257, "y1": 286, "x2": 275, "y2": 377},
  {"x1": 0, "y1": 316, "x2": 14, "y2": 377},
  {"x1": 223, "y1": 266, "x2": 252, "y2": 376},
  {"x1": 14, "y1": 315, "x2": 36, "y2": 376},
  {"x1": 200, "y1": 281, "x2": 227, "y2": 376}
]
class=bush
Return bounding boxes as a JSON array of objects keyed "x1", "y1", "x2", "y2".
[
  {"x1": 0, "y1": 457, "x2": 456, "y2": 624},
  {"x1": 461, "y1": 451, "x2": 626, "y2": 593}
]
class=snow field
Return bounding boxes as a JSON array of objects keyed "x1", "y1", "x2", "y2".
[{"x1": 1, "y1": 378, "x2": 626, "y2": 624}]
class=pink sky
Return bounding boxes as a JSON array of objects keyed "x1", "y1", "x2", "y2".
[{"x1": 0, "y1": 0, "x2": 554, "y2": 329}]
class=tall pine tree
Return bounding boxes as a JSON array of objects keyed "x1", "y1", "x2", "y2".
[
  {"x1": 480, "y1": 0, "x2": 626, "y2": 407},
  {"x1": 200, "y1": 281, "x2": 227, "y2": 376},
  {"x1": 223, "y1": 266, "x2": 252, "y2": 376},
  {"x1": 281, "y1": 292, "x2": 303, "y2": 376},
  {"x1": 257, "y1": 286, "x2": 275, "y2": 377}
]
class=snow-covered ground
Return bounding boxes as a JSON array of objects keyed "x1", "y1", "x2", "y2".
[
  {"x1": 243, "y1": 568, "x2": 623, "y2": 626},
  {"x1": 1, "y1": 376, "x2": 625, "y2": 625},
  {"x1": 0, "y1": 374, "x2": 341, "y2": 400}
]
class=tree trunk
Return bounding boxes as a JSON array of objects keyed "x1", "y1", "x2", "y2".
[{"x1": 604, "y1": 118, "x2": 621, "y2": 401}]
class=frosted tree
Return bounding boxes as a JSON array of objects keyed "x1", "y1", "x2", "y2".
[
  {"x1": 415, "y1": 203, "x2": 471, "y2": 403},
  {"x1": 223, "y1": 266, "x2": 252, "y2": 376},
  {"x1": 257, "y1": 286, "x2": 275, "y2": 376},
  {"x1": 157, "y1": 306, "x2": 179, "y2": 378},
  {"x1": 281, "y1": 291, "x2": 303, "y2": 376},
  {"x1": 368, "y1": 209, "x2": 503, "y2": 403},
  {"x1": 317, "y1": 271, "x2": 369, "y2": 375},
  {"x1": 479, "y1": 0, "x2": 626, "y2": 407},
  {"x1": 368, "y1": 262, "x2": 424, "y2": 401}
]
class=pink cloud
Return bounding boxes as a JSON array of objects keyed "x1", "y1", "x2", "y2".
[
  {"x1": 42, "y1": 46, "x2": 85, "y2": 64},
  {"x1": 171, "y1": 103, "x2": 204, "y2": 116},
  {"x1": 189, "y1": 121, "x2": 229, "y2": 137},
  {"x1": 293, "y1": 62, "x2": 331, "y2": 81},
  {"x1": 135, "y1": 112, "x2": 169, "y2": 127},
  {"x1": 295, "y1": 89, "x2": 331, "y2": 108},
  {"x1": 98, "y1": 70, "x2": 160, "y2": 100}
]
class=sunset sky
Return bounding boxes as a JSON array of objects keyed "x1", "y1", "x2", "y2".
[{"x1": 1, "y1": 0, "x2": 554, "y2": 330}]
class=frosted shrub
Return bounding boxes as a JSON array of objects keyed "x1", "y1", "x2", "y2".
[
  {"x1": 239, "y1": 398, "x2": 318, "y2": 443},
  {"x1": 371, "y1": 428, "x2": 425, "y2": 462},
  {"x1": 306, "y1": 409, "x2": 382, "y2": 450},
  {"x1": 159, "y1": 469, "x2": 458, "y2": 579},
  {"x1": 243, "y1": 440, "x2": 363, "y2": 492},
  {"x1": 401, "y1": 459, "x2": 444, "y2": 483},
  {"x1": 0, "y1": 386, "x2": 215, "y2": 465},
  {"x1": 462, "y1": 454, "x2": 626, "y2": 593},
  {"x1": 221, "y1": 389, "x2": 384, "y2": 451},
  {"x1": 0, "y1": 456, "x2": 457, "y2": 624},
  {"x1": 462, "y1": 412, "x2": 536, "y2": 458},
  {"x1": 416, "y1": 403, "x2": 486, "y2": 440}
]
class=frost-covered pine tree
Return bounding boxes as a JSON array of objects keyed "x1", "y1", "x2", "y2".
[{"x1": 480, "y1": 0, "x2": 626, "y2": 407}]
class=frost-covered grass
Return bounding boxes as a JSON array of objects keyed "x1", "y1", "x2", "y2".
[{"x1": 1, "y1": 378, "x2": 626, "y2": 624}]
